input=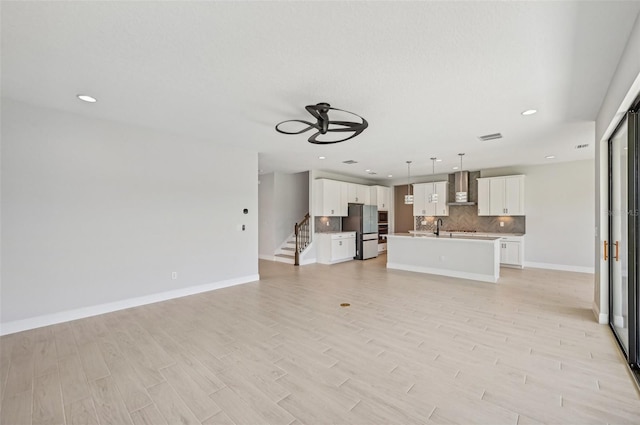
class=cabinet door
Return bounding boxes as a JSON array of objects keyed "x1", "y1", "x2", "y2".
[
  {"x1": 339, "y1": 182, "x2": 349, "y2": 216},
  {"x1": 504, "y1": 176, "x2": 524, "y2": 215},
  {"x1": 314, "y1": 180, "x2": 339, "y2": 216},
  {"x1": 331, "y1": 238, "x2": 344, "y2": 261},
  {"x1": 345, "y1": 236, "x2": 356, "y2": 258},
  {"x1": 347, "y1": 183, "x2": 367, "y2": 203},
  {"x1": 477, "y1": 178, "x2": 490, "y2": 216},
  {"x1": 412, "y1": 184, "x2": 427, "y2": 216},
  {"x1": 369, "y1": 186, "x2": 377, "y2": 207},
  {"x1": 489, "y1": 178, "x2": 506, "y2": 215},
  {"x1": 378, "y1": 186, "x2": 390, "y2": 211},
  {"x1": 424, "y1": 183, "x2": 437, "y2": 216},
  {"x1": 357, "y1": 184, "x2": 369, "y2": 204},
  {"x1": 435, "y1": 182, "x2": 449, "y2": 216},
  {"x1": 500, "y1": 241, "x2": 521, "y2": 265}
]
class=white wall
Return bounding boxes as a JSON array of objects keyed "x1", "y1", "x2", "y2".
[
  {"x1": 1, "y1": 99, "x2": 259, "y2": 333},
  {"x1": 258, "y1": 173, "x2": 275, "y2": 257},
  {"x1": 274, "y1": 171, "x2": 309, "y2": 247},
  {"x1": 482, "y1": 160, "x2": 595, "y2": 272},
  {"x1": 258, "y1": 171, "x2": 308, "y2": 257},
  {"x1": 594, "y1": 13, "x2": 640, "y2": 323}
]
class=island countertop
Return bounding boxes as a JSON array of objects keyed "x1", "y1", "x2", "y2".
[
  {"x1": 386, "y1": 233, "x2": 500, "y2": 283},
  {"x1": 388, "y1": 233, "x2": 501, "y2": 242}
]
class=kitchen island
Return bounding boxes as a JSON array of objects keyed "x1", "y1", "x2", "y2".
[{"x1": 386, "y1": 233, "x2": 501, "y2": 283}]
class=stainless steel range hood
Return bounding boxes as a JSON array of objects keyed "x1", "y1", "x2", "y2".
[{"x1": 448, "y1": 170, "x2": 476, "y2": 205}]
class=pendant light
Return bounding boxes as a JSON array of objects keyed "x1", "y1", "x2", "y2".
[
  {"x1": 404, "y1": 161, "x2": 414, "y2": 204},
  {"x1": 428, "y1": 157, "x2": 438, "y2": 203}
]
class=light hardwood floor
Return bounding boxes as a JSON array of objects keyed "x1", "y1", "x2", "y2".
[{"x1": 1, "y1": 256, "x2": 639, "y2": 424}]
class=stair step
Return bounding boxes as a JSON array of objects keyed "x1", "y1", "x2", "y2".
[
  {"x1": 274, "y1": 253, "x2": 295, "y2": 265},
  {"x1": 281, "y1": 247, "x2": 295, "y2": 251}
]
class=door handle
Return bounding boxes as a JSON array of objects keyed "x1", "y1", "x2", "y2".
[
  {"x1": 604, "y1": 241, "x2": 608, "y2": 260},
  {"x1": 614, "y1": 241, "x2": 619, "y2": 262}
]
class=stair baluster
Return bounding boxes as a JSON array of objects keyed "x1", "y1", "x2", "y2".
[{"x1": 294, "y1": 213, "x2": 311, "y2": 266}]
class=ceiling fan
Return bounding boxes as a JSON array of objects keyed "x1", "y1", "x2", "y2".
[{"x1": 275, "y1": 102, "x2": 368, "y2": 144}]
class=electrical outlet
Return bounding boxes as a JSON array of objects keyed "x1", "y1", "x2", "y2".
[
  {"x1": 500, "y1": 222, "x2": 504, "y2": 227},
  {"x1": 172, "y1": 272, "x2": 177, "y2": 280},
  {"x1": 421, "y1": 221, "x2": 427, "y2": 225}
]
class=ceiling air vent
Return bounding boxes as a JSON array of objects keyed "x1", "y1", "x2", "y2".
[
  {"x1": 367, "y1": 171, "x2": 377, "y2": 175},
  {"x1": 575, "y1": 144, "x2": 590, "y2": 149},
  {"x1": 478, "y1": 133, "x2": 503, "y2": 141},
  {"x1": 342, "y1": 160, "x2": 358, "y2": 164}
]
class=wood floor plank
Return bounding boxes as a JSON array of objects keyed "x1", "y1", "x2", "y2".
[
  {"x1": 32, "y1": 372, "x2": 64, "y2": 425},
  {"x1": 90, "y1": 375, "x2": 134, "y2": 425},
  {"x1": 130, "y1": 403, "x2": 168, "y2": 425},
  {"x1": 147, "y1": 381, "x2": 200, "y2": 425},
  {"x1": 54, "y1": 328, "x2": 78, "y2": 359},
  {"x1": 34, "y1": 338, "x2": 58, "y2": 378},
  {"x1": 65, "y1": 397, "x2": 99, "y2": 425},
  {"x1": 201, "y1": 410, "x2": 236, "y2": 425},
  {"x1": 1, "y1": 390, "x2": 32, "y2": 425},
  {"x1": 95, "y1": 337, "x2": 153, "y2": 412},
  {"x1": 210, "y1": 386, "x2": 278, "y2": 425},
  {"x1": 58, "y1": 354, "x2": 90, "y2": 405},
  {"x1": 4, "y1": 352, "x2": 34, "y2": 397},
  {"x1": 78, "y1": 342, "x2": 110, "y2": 381},
  {"x1": 159, "y1": 363, "x2": 221, "y2": 421}
]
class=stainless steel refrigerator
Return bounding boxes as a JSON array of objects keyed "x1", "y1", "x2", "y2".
[{"x1": 342, "y1": 204, "x2": 379, "y2": 260}]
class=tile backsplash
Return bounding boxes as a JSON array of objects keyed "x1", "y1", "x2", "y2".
[
  {"x1": 414, "y1": 205, "x2": 526, "y2": 234},
  {"x1": 315, "y1": 216, "x2": 342, "y2": 232}
]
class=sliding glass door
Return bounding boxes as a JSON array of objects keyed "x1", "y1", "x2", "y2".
[{"x1": 608, "y1": 109, "x2": 639, "y2": 368}]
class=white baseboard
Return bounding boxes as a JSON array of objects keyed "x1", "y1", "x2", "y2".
[
  {"x1": 593, "y1": 301, "x2": 608, "y2": 324},
  {"x1": 0, "y1": 274, "x2": 260, "y2": 336},
  {"x1": 614, "y1": 314, "x2": 627, "y2": 328},
  {"x1": 386, "y1": 262, "x2": 498, "y2": 283},
  {"x1": 524, "y1": 261, "x2": 594, "y2": 274},
  {"x1": 299, "y1": 258, "x2": 316, "y2": 265}
]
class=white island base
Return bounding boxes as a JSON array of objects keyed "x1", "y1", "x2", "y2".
[{"x1": 386, "y1": 234, "x2": 501, "y2": 283}]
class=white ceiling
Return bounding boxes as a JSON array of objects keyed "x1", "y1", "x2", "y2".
[{"x1": 3, "y1": 1, "x2": 639, "y2": 181}]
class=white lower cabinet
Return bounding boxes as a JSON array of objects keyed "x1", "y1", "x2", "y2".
[
  {"x1": 499, "y1": 236, "x2": 524, "y2": 268},
  {"x1": 316, "y1": 232, "x2": 356, "y2": 264}
]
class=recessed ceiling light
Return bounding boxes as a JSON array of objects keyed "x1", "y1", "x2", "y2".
[
  {"x1": 365, "y1": 169, "x2": 371, "y2": 172},
  {"x1": 521, "y1": 109, "x2": 537, "y2": 116},
  {"x1": 436, "y1": 159, "x2": 442, "y2": 162},
  {"x1": 545, "y1": 155, "x2": 555, "y2": 159},
  {"x1": 318, "y1": 156, "x2": 326, "y2": 160},
  {"x1": 388, "y1": 174, "x2": 393, "y2": 178},
  {"x1": 452, "y1": 166, "x2": 459, "y2": 170},
  {"x1": 77, "y1": 94, "x2": 97, "y2": 103}
]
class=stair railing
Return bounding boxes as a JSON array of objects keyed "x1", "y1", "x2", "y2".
[{"x1": 294, "y1": 213, "x2": 311, "y2": 266}]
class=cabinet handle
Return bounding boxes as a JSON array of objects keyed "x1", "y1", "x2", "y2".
[
  {"x1": 339, "y1": 241, "x2": 342, "y2": 246},
  {"x1": 614, "y1": 241, "x2": 619, "y2": 262},
  {"x1": 604, "y1": 241, "x2": 608, "y2": 260}
]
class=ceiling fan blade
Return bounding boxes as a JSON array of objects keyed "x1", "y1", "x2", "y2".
[{"x1": 274, "y1": 120, "x2": 317, "y2": 135}]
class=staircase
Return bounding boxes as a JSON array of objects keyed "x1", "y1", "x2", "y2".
[
  {"x1": 274, "y1": 236, "x2": 297, "y2": 264},
  {"x1": 274, "y1": 213, "x2": 311, "y2": 265}
]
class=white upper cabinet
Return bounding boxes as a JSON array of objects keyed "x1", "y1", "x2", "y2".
[
  {"x1": 477, "y1": 175, "x2": 525, "y2": 216},
  {"x1": 477, "y1": 178, "x2": 490, "y2": 216},
  {"x1": 372, "y1": 185, "x2": 390, "y2": 211},
  {"x1": 435, "y1": 181, "x2": 449, "y2": 216},
  {"x1": 314, "y1": 179, "x2": 347, "y2": 216},
  {"x1": 413, "y1": 182, "x2": 448, "y2": 216},
  {"x1": 347, "y1": 183, "x2": 370, "y2": 204}
]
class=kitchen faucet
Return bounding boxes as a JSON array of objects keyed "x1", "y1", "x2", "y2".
[{"x1": 435, "y1": 218, "x2": 443, "y2": 236}]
